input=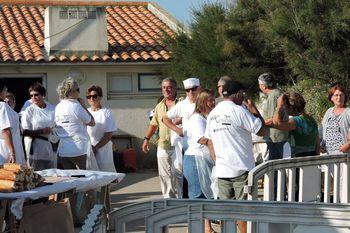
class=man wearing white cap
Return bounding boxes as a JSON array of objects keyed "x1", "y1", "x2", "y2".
[{"x1": 163, "y1": 77, "x2": 201, "y2": 198}]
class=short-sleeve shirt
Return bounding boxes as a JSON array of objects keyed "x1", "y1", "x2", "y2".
[
  {"x1": 55, "y1": 99, "x2": 92, "y2": 157},
  {"x1": 205, "y1": 100, "x2": 262, "y2": 178},
  {"x1": 150, "y1": 98, "x2": 179, "y2": 150},
  {"x1": 21, "y1": 102, "x2": 56, "y2": 159},
  {"x1": 0, "y1": 102, "x2": 25, "y2": 165},
  {"x1": 87, "y1": 108, "x2": 117, "y2": 145},
  {"x1": 290, "y1": 115, "x2": 318, "y2": 156},
  {"x1": 183, "y1": 112, "x2": 209, "y2": 156},
  {"x1": 263, "y1": 89, "x2": 288, "y2": 143},
  {"x1": 166, "y1": 97, "x2": 195, "y2": 147}
]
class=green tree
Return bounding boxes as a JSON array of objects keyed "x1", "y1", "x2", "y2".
[
  {"x1": 260, "y1": 0, "x2": 350, "y2": 86},
  {"x1": 164, "y1": 3, "x2": 229, "y2": 88}
]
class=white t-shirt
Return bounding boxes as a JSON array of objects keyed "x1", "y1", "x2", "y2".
[
  {"x1": 205, "y1": 100, "x2": 262, "y2": 178},
  {"x1": 55, "y1": 99, "x2": 92, "y2": 157},
  {"x1": 166, "y1": 97, "x2": 195, "y2": 147},
  {"x1": 0, "y1": 102, "x2": 25, "y2": 165},
  {"x1": 87, "y1": 108, "x2": 117, "y2": 172},
  {"x1": 21, "y1": 103, "x2": 56, "y2": 160},
  {"x1": 87, "y1": 108, "x2": 117, "y2": 145},
  {"x1": 183, "y1": 112, "x2": 209, "y2": 156}
]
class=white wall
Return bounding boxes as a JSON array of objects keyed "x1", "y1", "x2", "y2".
[{"x1": 0, "y1": 64, "x2": 168, "y2": 168}]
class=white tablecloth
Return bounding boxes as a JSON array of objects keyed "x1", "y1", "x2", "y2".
[{"x1": 0, "y1": 169, "x2": 125, "y2": 219}]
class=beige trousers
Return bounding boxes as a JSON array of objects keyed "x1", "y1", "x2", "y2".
[{"x1": 157, "y1": 147, "x2": 183, "y2": 198}]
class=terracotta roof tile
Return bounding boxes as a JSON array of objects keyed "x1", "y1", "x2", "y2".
[{"x1": 0, "y1": 3, "x2": 175, "y2": 63}]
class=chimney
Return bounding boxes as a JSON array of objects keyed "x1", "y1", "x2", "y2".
[{"x1": 44, "y1": 6, "x2": 108, "y2": 56}]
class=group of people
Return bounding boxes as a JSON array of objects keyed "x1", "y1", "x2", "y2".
[
  {"x1": 142, "y1": 74, "x2": 350, "y2": 233},
  {"x1": 0, "y1": 77, "x2": 117, "y2": 173}
]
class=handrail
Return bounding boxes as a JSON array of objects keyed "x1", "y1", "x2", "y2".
[
  {"x1": 245, "y1": 153, "x2": 350, "y2": 201},
  {"x1": 145, "y1": 199, "x2": 350, "y2": 233},
  {"x1": 80, "y1": 204, "x2": 107, "y2": 233},
  {"x1": 109, "y1": 198, "x2": 228, "y2": 232}
]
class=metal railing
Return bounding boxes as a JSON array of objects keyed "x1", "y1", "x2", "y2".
[
  {"x1": 109, "y1": 199, "x2": 350, "y2": 233},
  {"x1": 80, "y1": 204, "x2": 107, "y2": 233},
  {"x1": 245, "y1": 154, "x2": 350, "y2": 203}
]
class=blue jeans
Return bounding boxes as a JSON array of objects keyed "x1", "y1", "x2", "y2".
[{"x1": 183, "y1": 154, "x2": 204, "y2": 199}]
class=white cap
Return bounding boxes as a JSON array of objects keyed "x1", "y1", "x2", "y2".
[{"x1": 183, "y1": 78, "x2": 200, "y2": 89}]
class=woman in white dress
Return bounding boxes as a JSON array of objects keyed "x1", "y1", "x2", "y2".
[
  {"x1": 55, "y1": 78, "x2": 95, "y2": 170},
  {"x1": 0, "y1": 80, "x2": 25, "y2": 165},
  {"x1": 21, "y1": 83, "x2": 56, "y2": 170},
  {"x1": 86, "y1": 85, "x2": 117, "y2": 172}
]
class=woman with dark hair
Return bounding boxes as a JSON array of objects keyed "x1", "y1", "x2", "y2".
[
  {"x1": 0, "y1": 80, "x2": 25, "y2": 165},
  {"x1": 86, "y1": 85, "x2": 117, "y2": 172},
  {"x1": 21, "y1": 83, "x2": 56, "y2": 170},
  {"x1": 320, "y1": 84, "x2": 350, "y2": 202},
  {"x1": 271, "y1": 92, "x2": 319, "y2": 157},
  {"x1": 320, "y1": 84, "x2": 350, "y2": 154}
]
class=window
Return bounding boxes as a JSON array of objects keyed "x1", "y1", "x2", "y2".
[
  {"x1": 138, "y1": 73, "x2": 161, "y2": 91},
  {"x1": 108, "y1": 73, "x2": 133, "y2": 93},
  {"x1": 107, "y1": 72, "x2": 163, "y2": 99},
  {"x1": 59, "y1": 7, "x2": 97, "y2": 20}
]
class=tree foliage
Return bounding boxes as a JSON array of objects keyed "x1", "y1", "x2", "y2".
[
  {"x1": 164, "y1": 0, "x2": 350, "y2": 119},
  {"x1": 165, "y1": 3, "x2": 228, "y2": 89}
]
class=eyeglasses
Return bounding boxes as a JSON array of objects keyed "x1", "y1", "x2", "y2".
[
  {"x1": 86, "y1": 94, "x2": 99, "y2": 99},
  {"x1": 30, "y1": 93, "x2": 40, "y2": 98},
  {"x1": 185, "y1": 86, "x2": 198, "y2": 92}
]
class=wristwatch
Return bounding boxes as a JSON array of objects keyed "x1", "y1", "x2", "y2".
[{"x1": 144, "y1": 137, "x2": 150, "y2": 141}]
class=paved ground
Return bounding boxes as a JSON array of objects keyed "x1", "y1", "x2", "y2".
[
  {"x1": 109, "y1": 170, "x2": 224, "y2": 233},
  {"x1": 109, "y1": 170, "x2": 188, "y2": 233}
]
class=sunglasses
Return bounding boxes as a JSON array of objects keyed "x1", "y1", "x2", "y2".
[
  {"x1": 185, "y1": 86, "x2": 198, "y2": 92},
  {"x1": 86, "y1": 94, "x2": 99, "y2": 99},
  {"x1": 30, "y1": 93, "x2": 40, "y2": 97}
]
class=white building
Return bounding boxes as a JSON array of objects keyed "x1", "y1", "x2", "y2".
[{"x1": 0, "y1": 0, "x2": 181, "y2": 168}]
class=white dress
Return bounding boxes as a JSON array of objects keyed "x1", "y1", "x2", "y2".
[
  {"x1": 87, "y1": 108, "x2": 117, "y2": 172},
  {"x1": 0, "y1": 102, "x2": 25, "y2": 165},
  {"x1": 21, "y1": 103, "x2": 56, "y2": 166}
]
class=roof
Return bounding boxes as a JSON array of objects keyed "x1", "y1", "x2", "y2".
[{"x1": 0, "y1": 2, "x2": 175, "y2": 63}]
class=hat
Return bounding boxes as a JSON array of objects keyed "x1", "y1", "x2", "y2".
[
  {"x1": 222, "y1": 80, "x2": 243, "y2": 97},
  {"x1": 183, "y1": 78, "x2": 200, "y2": 89}
]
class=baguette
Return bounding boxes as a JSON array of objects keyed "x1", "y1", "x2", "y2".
[
  {"x1": 2, "y1": 163, "x2": 25, "y2": 173},
  {"x1": 0, "y1": 169, "x2": 24, "y2": 181},
  {"x1": 0, "y1": 180, "x2": 17, "y2": 192}
]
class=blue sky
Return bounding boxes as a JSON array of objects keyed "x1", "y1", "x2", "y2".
[{"x1": 154, "y1": 0, "x2": 220, "y2": 25}]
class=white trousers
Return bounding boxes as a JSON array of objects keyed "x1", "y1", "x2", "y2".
[{"x1": 157, "y1": 146, "x2": 183, "y2": 198}]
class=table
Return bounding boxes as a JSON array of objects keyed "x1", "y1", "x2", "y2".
[{"x1": 0, "y1": 169, "x2": 125, "y2": 219}]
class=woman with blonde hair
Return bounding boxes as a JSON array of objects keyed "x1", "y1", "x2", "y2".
[
  {"x1": 173, "y1": 89, "x2": 216, "y2": 233},
  {"x1": 55, "y1": 77, "x2": 95, "y2": 169}
]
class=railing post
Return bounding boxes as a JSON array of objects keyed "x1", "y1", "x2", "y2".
[
  {"x1": 341, "y1": 156, "x2": 350, "y2": 203},
  {"x1": 334, "y1": 163, "x2": 340, "y2": 203},
  {"x1": 299, "y1": 168, "x2": 304, "y2": 202},
  {"x1": 277, "y1": 169, "x2": 286, "y2": 201},
  {"x1": 324, "y1": 164, "x2": 331, "y2": 203},
  {"x1": 221, "y1": 220, "x2": 236, "y2": 233},
  {"x1": 188, "y1": 205, "x2": 204, "y2": 233},
  {"x1": 288, "y1": 168, "x2": 296, "y2": 202},
  {"x1": 264, "y1": 171, "x2": 274, "y2": 201}
]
